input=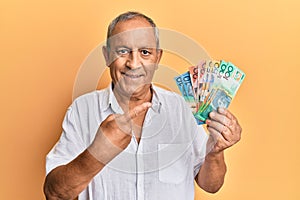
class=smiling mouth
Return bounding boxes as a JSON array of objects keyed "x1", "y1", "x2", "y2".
[{"x1": 122, "y1": 72, "x2": 144, "y2": 79}]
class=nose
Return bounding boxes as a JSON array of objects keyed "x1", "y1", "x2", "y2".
[{"x1": 126, "y1": 50, "x2": 141, "y2": 69}]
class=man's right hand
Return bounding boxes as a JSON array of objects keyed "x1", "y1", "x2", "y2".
[
  {"x1": 87, "y1": 102, "x2": 152, "y2": 164},
  {"x1": 44, "y1": 102, "x2": 152, "y2": 200}
]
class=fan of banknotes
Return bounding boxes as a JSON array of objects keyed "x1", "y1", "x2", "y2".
[{"x1": 174, "y1": 60, "x2": 245, "y2": 125}]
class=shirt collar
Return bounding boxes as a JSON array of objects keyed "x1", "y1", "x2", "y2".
[
  {"x1": 99, "y1": 83, "x2": 115, "y2": 113},
  {"x1": 100, "y1": 83, "x2": 162, "y2": 114},
  {"x1": 150, "y1": 85, "x2": 162, "y2": 113}
]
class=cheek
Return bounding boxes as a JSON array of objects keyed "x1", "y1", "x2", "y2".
[
  {"x1": 110, "y1": 59, "x2": 125, "y2": 72},
  {"x1": 109, "y1": 66, "x2": 119, "y2": 81},
  {"x1": 144, "y1": 62, "x2": 157, "y2": 72}
]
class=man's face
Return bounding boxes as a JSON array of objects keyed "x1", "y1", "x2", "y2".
[{"x1": 103, "y1": 17, "x2": 162, "y2": 97}]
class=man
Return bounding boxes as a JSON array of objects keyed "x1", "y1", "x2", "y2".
[{"x1": 44, "y1": 11, "x2": 242, "y2": 200}]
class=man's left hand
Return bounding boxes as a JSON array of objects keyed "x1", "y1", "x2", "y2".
[{"x1": 206, "y1": 108, "x2": 242, "y2": 153}]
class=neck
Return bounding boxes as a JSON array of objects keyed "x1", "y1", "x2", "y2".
[{"x1": 113, "y1": 84, "x2": 153, "y2": 112}]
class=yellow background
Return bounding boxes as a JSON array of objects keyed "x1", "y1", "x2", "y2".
[{"x1": 1, "y1": 0, "x2": 299, "y2": 199}]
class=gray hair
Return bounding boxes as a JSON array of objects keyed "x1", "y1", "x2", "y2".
[{"x1": 106, "y1": 11, "x2": 160, "y2": 50}]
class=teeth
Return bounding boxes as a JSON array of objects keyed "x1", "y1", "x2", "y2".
[{"x1": 124, "y1": 73, "x2": 141, "y2": 78}]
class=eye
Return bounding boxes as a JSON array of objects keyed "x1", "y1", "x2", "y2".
[
  {"x1": 140, "y1": 49, "x2": 151, "y2": 56},
  {"x1": 116, "y1": 48, "x2": 130, "y2": 56}
]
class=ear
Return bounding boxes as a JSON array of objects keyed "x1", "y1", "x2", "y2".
[
  {"x1": 155, "y1": 49, "x2": 163, "y2": 70},
  {"x1": 102, "y1": 46, "x2": 110, "y2": 66}
]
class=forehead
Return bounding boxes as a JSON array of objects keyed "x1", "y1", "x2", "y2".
[{"x1": 108, "y1": 18, "x2": 157, "y2": 49}]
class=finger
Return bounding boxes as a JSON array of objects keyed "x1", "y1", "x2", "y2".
[
  {"x1": 207, "y1": 126, "x2": 221, "y2": 141},
  {"x1": 218, "y1": 108, "x2": 241, "y2": 132},
  {"x1": 206, "y1": 119, "x2": 232, "y2": 142},
  {"x1": 209, "y1": 111, "x2": 234, "y2": 133},
  {"x1": 106, "y1": 113, "x2": 116, "y2": 121},
  {"x1": 209, "y1": 111, "x2": 231, "y2": 127},
  {"x1": 125, "y1": 102, "x2": 152, "y2": 120},
  {"x1": 207, "y1": 127, "x2": 230, "y2": 153},
  {"x1": 206, "y1": 119, "x2": 224, "y2": 133},
  {"x1": 218, "y1": 107, "x2": 235, "y2": 120}
]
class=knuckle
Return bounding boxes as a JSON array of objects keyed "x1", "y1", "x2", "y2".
[
  {"x1": 141, "y1": 104, "x2": 147, "y2": 110},
  {"x1": 229, "y1": 113, "x2": 235, "y2": 120},
  {"x1": 222, "y1": 116, "x2": 227, "y2": 125},
  {"x1": 217, "y1": 136, "x2": 223, "y2": 143},
  {"x1": 106, "y1": 114, "x2": 115, "y2": 120},
  {"x1": 238, "y1": 135, "x2": 241, "y2": 141},
  {"x1": 224, "y1": 109, "x2": 229, "y2": 116},
  {"x1": 222, "y1": 125, "x2": 227, "y2": 133},
  {"x1": 229, "y1": 122, "x2": 234, "y2": 129},
  {"x1": 225, "y1": 119, "x2": 231, "y2": 127},
  {"x1": 207, "y1": 127, "x2": 214, "y2": 133},
  {"x1": 209, "y1": 111, "x2": 217, "y2": 119},
  {"x1": 233, "y1": 118, "x2": 238, "y2": 124},
  {"x1": 226, "y1": 126, "x2": 231, "y2": 134}
]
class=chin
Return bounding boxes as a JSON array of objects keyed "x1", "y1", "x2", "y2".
[
  {"x1": 114, "y1": 76, "x2": 151, "y2": 95},
  {"x1": 123, "y1": 83, "x2": 150, "y2": 97}
]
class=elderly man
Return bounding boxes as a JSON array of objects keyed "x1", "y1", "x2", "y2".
[{"x1": 44, "y1": 11, "x2": 242, "y2": 200}]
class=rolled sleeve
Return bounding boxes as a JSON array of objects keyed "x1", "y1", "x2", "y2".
[{"x1": 46, "y1": 105, "x2": 85, "y2": 175}]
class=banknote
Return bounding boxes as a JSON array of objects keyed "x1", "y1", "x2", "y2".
[
  {"x1": 189, "y1": 60, "x2": 206, "y2": 103},
  {"x1": 174, "y1": 72, "x2": 197, "y2": 114},
  {"x1": 195, "y1": 89, "x2": 232, "y2": 121},
  {"x1": 174, "y1": 75, "x2": 186, "y2": 98},
  {"x1": 195, "y1": 61, "x2": 245, "y2": 121},
  {"x1": 174, "y1": 60, "x2": 245, "y2": 124},
  {"x1": 197, "y1": 60, "x2": 207, "y2": 104},
  {"x1": 189, "y1": 65, "x2": 198, "y2": 99},
  {"x1": 181, "y1": 72, "x2": 197, "y2": 113},
  {"x1": 198, "y1": 60, "x2": 222, "y2": 111}
]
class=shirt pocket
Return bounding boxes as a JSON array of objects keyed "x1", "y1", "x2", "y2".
[{"x1": 158, "y1": 143, "x2": 191, "y2": 184}]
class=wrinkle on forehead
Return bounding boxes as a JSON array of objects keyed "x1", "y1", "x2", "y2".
[{"x1": 107, "y1": 27, "x2": 157, "y2": 50}]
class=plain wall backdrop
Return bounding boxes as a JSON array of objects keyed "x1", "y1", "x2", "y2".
[{"x1": 1, "y1": 0, "x2": 299, "y2": 199}]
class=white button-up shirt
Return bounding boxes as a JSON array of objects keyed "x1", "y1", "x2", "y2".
[{"x1": 46, "y1": 84, "x2": 208, "y2": 200}]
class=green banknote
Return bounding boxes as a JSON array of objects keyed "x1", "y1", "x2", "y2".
[
  {"x1": 174, "y1": 60, "x2": 245, "y2": 124},
  {"x1": 194, "y1": 61, "x2": 245, "y2": 121}
]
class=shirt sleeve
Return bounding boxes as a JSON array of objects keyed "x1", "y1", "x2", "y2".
[
  {"x1": 192, "y1": 125, "x2": 208, "y2": 177},
  {"x1": 45, "y1": 105, "x2": 85, "y2": 175}
]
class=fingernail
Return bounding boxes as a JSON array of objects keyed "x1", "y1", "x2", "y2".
[
  {"x1": 209, "y1": 112, "x2": 215, "y2": 118},
  {"x1": 218, "y1": 107, "x2": 224, "y2": 113},
  {"x1": 206, "y1": 119, "x2": 211, "y2": 124}
]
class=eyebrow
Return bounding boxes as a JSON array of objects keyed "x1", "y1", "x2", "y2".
[
  {"x1": 114, "y1": 45, "x2": 130, "y2": 49},
  {"x1": 114, "y1": 46, "x2": 156, "y2": 51}
]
